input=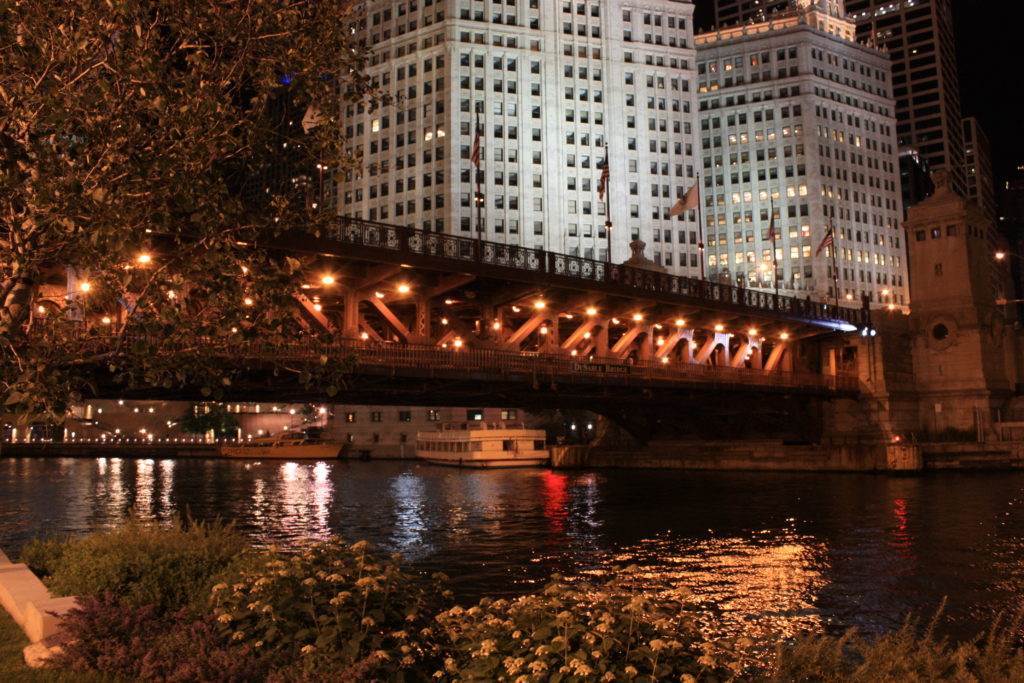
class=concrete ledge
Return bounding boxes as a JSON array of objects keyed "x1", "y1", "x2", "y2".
[
  {"x1": 23, "y1": 634, "x2": 66, "y2": 669},
  {"x1": 24, "y1": 597, "x2": 79, "y2": 643},
  {"x1": 0, "y1": 565, "x2": 51, "y2": 627},
  {"x1": 0, "y1": 549, "x2": 11, "y2": 565}
]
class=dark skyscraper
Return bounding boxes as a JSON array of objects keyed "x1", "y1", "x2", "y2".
[{"x1": 844, "y1": 0, "x2": 966, "y2": 199}]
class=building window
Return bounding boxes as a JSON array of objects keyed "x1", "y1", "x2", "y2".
[
  {"x1": 370, "y1": 411, "x2": 383, "y2": 423},
  {"x1": 467, "y1": 409, "x2": 484, "y2": 421},
  {"x1": 398, "y1": 410, "x2": 412, "y2": 422},
  {"x1": 427, "y1": 409, "x2": 441, "y2": 422},
  {"x1": 501, "y1": 409, "x2": 518, "y2": 420},
  {"x1": 345, "y1": 412, "x2": 356, "y2": 423}
]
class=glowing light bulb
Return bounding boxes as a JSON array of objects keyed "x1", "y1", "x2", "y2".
[
  {"x1": 675, "y1": 318, "x2": 686, "y2": 327},
  {"x1": 714, "y1": 324, "x2": 724, "y2": 332},
  {"x1": 748, "y1": 328, "x2": 758, "y2": 336},
  {"x1": 313, "y1": 303, "x2": 322, "y2": 311},
  {"x1": 79, "y1": 281, "x2": 91, "y2": 292},
  {"x1": 243, "y1": 297, "x2": 254, "y2": 306},
  {"x1": 397, "y1": 284, "x2": 411, "y2": 294},
  {"x1": 586, "y1": 307, "x2": 598, "y2": 316},
  {"x1": 534, "y1": 300, "x2": 546, "y2": 310},
  {"x1": 101, "y1": 316, "x2": 112, "y2": 324},
  {"x1": 321, "y1": 275, "x2": 335, "y2": 285},
  {"x1": 453, "y1": 338, "x2": 463, "y2": 348},
  {"x1": 632, "y1": 313, "x2": 643, "y2": 321},
  {"x1": 360, "y1": 332, "x2": 369, "y2": 340},
  {"x1": 780, "y1": 332, "x2": 790, "y2": 340},
  {"x1": 374, "y1": 291, "x2": 384, "y2": 298}
]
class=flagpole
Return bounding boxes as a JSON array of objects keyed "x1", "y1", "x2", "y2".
[
  {"x1": 695, "y1": 174, "x2": 706, "y2": 281},
  {"x1": 602, "y1": 142, "x2": 612, "y2": 264},
  {"x1": 770, "y1": 198, "x2": 779, "y2": 297},
  {"x1": 829, "y1": 218, "x2": 840, "y2": 309},
  {"x1": 473, "y1": 110, "x2": 484, "y2": 253}
]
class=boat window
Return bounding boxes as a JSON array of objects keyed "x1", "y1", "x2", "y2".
[
  {"x1": 503, "y1": 439, "x2": 515, "y2": 451},
  {"x1": 534, "y1": 440, "x2": 545, "y2": 450},
  {"x1": 470, "y1": 441, "x2": 482, "y2": 451}
]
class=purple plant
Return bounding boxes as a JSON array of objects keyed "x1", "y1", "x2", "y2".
[{"x1": 53, "y1": 592, "x2": 269, "y2": 682}]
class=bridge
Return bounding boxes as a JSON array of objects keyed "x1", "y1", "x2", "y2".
[
  {"x1": 259, "y1": 217, "x2": 865, "y2": 394},
  {"x1": 53, "y1": 217, "x2": 867, "y2": 440}
]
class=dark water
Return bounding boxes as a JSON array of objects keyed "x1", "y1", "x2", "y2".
[{"x1": 2, "y1": 456, "x2": 1023, "y2": 642}]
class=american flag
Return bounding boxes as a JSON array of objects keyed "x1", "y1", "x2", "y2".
[
  {"x1": 766, "y1": 213, "x2": 776, "y2": 243},
  {"x1": 816, "y1": 226, "x2": 834, "y2": 256},
  {"x1": 470, "y1": 114, "x2": 481, "y2": 169},
  {"x1": 597, "y1": 156, "x2": 609, "y2": 201}
]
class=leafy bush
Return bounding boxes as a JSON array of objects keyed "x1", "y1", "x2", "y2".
[
  {"x1": 433, "y1": 570, "x2": 746, "y2": 681},
  {"x1": 44, "y1": 518, "x2": 249, "y2": 613},
  {"x1": 53, "y1": 593, "x2": 268, "y2": 682},
  {"x1": 212, "y1": 538, "x2": 450, "y2": 679},
  {"x1": 769, "y1": 612, "x2": 1024, "y2": 682},
  {"x1": 20, "y1": 534, "x2": 73, "y2": 579}
]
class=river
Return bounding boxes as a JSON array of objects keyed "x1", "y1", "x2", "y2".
[{"x1": 2, "y1": 457, "x2": 1023, "y2": 642}]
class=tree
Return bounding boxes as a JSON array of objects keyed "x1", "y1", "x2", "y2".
[
  {"x1": 178, "y1": 403, "x2": 238, "y2": 437},
  {"x1": 0, "y1": 0, "x2": 378, "y2": 423}
]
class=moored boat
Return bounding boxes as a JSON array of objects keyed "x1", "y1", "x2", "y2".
[
  {"x1": 219, "y1": 432, "x2": 348, "y2": 460},
  {"x1": 415, "y1": 421, "x2": 548, "y2": 468}
]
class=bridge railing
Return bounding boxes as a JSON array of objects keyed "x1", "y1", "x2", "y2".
[
  {"x1": 330, "y1": 216, "x2": 868, "y2": 329},
  {"x1": 79, "y1": 333, "x2": 855, "y2": 394}
]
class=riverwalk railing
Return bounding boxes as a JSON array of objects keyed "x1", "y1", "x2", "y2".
[
  {"x1": 324, "y1": 216, "x2": 869, "y2": 330},
  {"x1": 75, "y1": 334, "x2": 859, "y2": 395}
]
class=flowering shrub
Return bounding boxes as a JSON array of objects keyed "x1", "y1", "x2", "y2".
[
  {"x1": 434, "y1": 570, "x2": 746, "y2": 682},
  {"x1": 212, "y1": 537, "x2": 450, "y2": 679}
]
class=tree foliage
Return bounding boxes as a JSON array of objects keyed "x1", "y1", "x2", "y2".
[{"x1": 0, "y1": 0, "x2": 377, "y2": 423}]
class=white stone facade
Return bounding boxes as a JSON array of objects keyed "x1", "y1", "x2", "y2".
[
  {"x1": 696, "y1": 5, "x2": 908, "y2": 307},
  {"x1": 336, "y1": 0, "x2": 703, "y2": 275}
]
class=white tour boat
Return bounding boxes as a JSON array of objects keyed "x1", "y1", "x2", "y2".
[
  {"x1": 415, "y1": 421, "x2": 549, "y2": 468},
  {"x1": 219, "y1": 432, "x2": 348, "y2": 460}
]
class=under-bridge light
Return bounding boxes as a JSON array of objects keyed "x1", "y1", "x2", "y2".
[
  {"x1": 441, "y1": 317, "x2": 449, "y2": 325},
  {"x1": 675, "y1": 318, "x2": 686, "y2": 327},
  {"x1": 996, "y1": 251, "x2": 1007, "y2": 261},
  {"x1": 780, "y1": 332, "x2": 790, "y2": 340},
  {"x1": 571, "y1": 349, "x2": 578, "y2": 356},
  {"x1": 374, "y1": 291, "x2": 384, "y2": 298},
  {"x1": 453, "y1": 338, "x2": 464, "y2": 348},
  {"x1": 748, "y1": 328, "x2": 758, "y2": 336},
  {"x1": 611, "y1": 318, "x2": 620, "y2": 324},
  {"x1": 534, "y1": 300, "x2": 546, "y2": 310},
  {"x1": 313, "y1": 304, "x2": 322, "y2": 311},
  {"x1": 585, "y1": 307, "x2": 598, "y2": 316},
  {"x1": 101, "y1": 316, "x2": 112, "y2": 324},
  {"x1": 492, "y1": 321, "x2": 501, "y2": 330},
  {"x1": 888, "y1": 304, "x2": 896, "y2": 311},
  {"x1": 632, "y1": 313, "x2": 643, "y2": 321},
  {"x1": 36, "y1": 305, "x2": 46, "y2": 314},
  {"x1": 690, "y1": 341, "x2": 698, "y2": 349},
  {"x1": 445, "y1": 299, "x2": 455, "y2": 305},
  {"x1": 714, "y1": 323, "x2": 724, "y2": 332},
  {"x1": 845, "y1": 293, "x2": 854, "y2": 300},
  {"x1": 321, "y1": 275, "x2": 335, "y2": 285},
  {"x1": 539, "y1": 326, "x2": 549, "y2": 335},
  {"x1": 137, "y1": 253, "x2": 152, "y2": 264},
  {"x1": 397, "y1": 284, "x2": 411, "y2": 294},
  {"x1": 583, "y1": 331, "x2": 591, "y2": 339},
  {"x1": 243, "y1": 297, "x2": 254, "y2": 306},
  {"x1": 661, "y1": 357, "x2": 669, "y2": 364},
  {"x1": 656, "y1": 337, "x2": 665, "y2": 346},
  {"x1": 360, "y1": 332, "x2": 370, "y2": 340}
]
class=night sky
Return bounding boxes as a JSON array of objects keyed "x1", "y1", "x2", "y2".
[{"x1": 692, "y1": 0, "x2": 1024, "y2": 193}]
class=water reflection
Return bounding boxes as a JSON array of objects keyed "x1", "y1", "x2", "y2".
[{"x1": 1, "y1": 458, "x2": 1023, "y2": 641}]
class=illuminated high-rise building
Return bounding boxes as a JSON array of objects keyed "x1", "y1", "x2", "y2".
[
  {"x1": 336, "y1": 1, "x2": 704, "y2": 274},
  {"x1": 697, "y1": 0, "x2": 907, "y2": 307}
]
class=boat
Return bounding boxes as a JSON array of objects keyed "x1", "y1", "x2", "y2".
[
  {"x1": 219, "y1": 431, "x2": 349, "y2": 460},
  {"x1": 415, "y1": 421, "x2": 549, "y2": 468}
]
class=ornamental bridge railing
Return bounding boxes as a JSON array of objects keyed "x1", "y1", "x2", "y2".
[
  {"x1": 327, "y1": 216, "x2": 869, "y2": 330},
  {"x1": 84, "y1": 334, "x2": 860, "y2": 396}
]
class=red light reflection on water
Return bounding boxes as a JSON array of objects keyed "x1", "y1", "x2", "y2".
[
  {"x1": 539, "y1": 471, "x2": 569, "y2": 534},
  {"x1": 890, "y1": 497, "x2": 916, "y2": 567}
]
